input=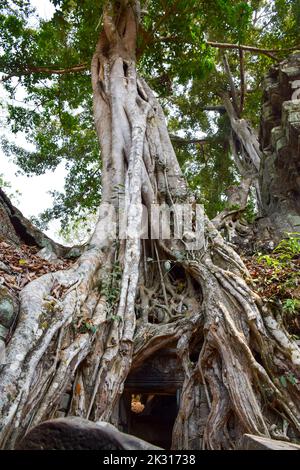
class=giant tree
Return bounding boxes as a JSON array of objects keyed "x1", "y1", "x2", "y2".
[{"x1": 0, "y1": 0, "x2": 300, "y2": 450}]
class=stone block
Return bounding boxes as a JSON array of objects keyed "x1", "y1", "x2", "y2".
[
  {"x1": 0, "y1": 294, "x2": 15, "y2": 328},
  {"x1": 288, "y1": 215, "x2": 300, "y2": 230},
  {"x1": 0, "y1": 324, "x2": 8, "y2": 341},
  {"x1": 59, "y1": 393, "x2": 70, "y2": 411},
  {"x1": 281, "y1": 66, "x2": 300, "y2": 80},
  {"x1": 16, "y1": 417, "x2": 162, "y2": 450},
  {"x1": 239, "y1": 434, "x2": 300, "y2": 450},
  {"x1": 0, "y1": 338, "x2": 6, "y2": 364}
]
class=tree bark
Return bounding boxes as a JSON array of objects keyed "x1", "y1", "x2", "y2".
[{"x1": 0, "y1": 2, "x2": 300, "y2": 450}]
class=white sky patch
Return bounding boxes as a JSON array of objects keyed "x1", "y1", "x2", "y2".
[
  {"x1": 1, "y1": 156, "x2": 66, "y2": 216},
  {"x1": 0, "y1": 0, "x2": 66, "y2": 243},
  {"x1": 30, "y1": 0, "x2": 55, "y2": 21}
]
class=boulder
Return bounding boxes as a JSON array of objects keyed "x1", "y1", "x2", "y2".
[
  {"x1": 0, "y1": 285, "x2": 18, "y2": 343},
  {"x1": 0, "y1": 338, "x2": 6, "y2": 364},
  {"x1": 0, "y1": 287, "x2": 15, "y2": 328},
  {"x1": 16, "y1": 417, "x2": 162, "y2": 450},
  {"x1": 239, "y1": 434, "x2": 300, "y2": 450}
]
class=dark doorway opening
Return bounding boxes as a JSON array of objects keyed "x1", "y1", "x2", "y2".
[
  {"x1": 126, "y1": 392, "x2": 179, "y2": 449},
  {"x1": 118, "y1": 348, "x2": 184, "y2": 449}
]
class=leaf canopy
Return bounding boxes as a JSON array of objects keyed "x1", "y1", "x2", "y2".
[{"x1": 0, "y1": 0, "x2": 299, "y2": 228}]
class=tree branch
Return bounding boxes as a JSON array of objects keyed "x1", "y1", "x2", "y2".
[
  {"x1": 102, "y1": 1, "x2": 120, "y2": 46},
  {"x1": 206, "y1": 41, "x2": 300, "y2": 60},
  {"x1": 239, "y1": 48, "x2": 245, "y2": 116},
  {"x1": 1, "y1": 63, "x2": 88, "y2": 82},
  {"x1": 170, "y1": 134, "x2": 208, "y2": 145},
  {"x1": 222, "y1": 53, "x2": 240, "y2": 117},
  {"x1": 203, "y1": 105, "x2": 226, "y2": 113}
]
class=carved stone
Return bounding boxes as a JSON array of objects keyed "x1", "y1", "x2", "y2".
[
  {"x1": 125, "y1": 348, "x2": 184, "y2": 393},
  {"x1": 259, "y1": 53, "x2": 300, "y2": 240},
  {"x1": 16, "y1": 417, "x2": 162, "y2": 450}
]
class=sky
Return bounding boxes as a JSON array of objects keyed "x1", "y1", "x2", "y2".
[
  {"x1": 0, "y1": 0, "x2": 65, "y2": 242},
  {"x1": 31, "y1": 0, "x2": 55, "y2": 19}
]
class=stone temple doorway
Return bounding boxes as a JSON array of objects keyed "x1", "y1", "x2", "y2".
[{"x1": 118, "y1": 349, "x2": 184, "y2": 449}]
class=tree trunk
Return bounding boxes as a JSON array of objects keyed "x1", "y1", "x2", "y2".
[{"x1": 0, "y1": 2, "x2": 300, "y2": 450}]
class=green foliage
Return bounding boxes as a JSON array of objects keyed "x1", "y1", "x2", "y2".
[
  {"x1": 74, "y1": 317, "x2": 98, "y2": 334},
  {"x1": 228, "y1": 203, "x2": 241, "y2": 211},
  {"x1": 279, "y1": 372, "x2": 298, "y2": 387},
  {"x1": 0, "y1": 173, "x2": 11, "y2": 190},
  {"x1": 282, "y1": 298, "x2": 300, "y2": 315},
  {"x1": 279, "y1": 375, "x2": 287, "y2": 387},
  {"x1": 0, "y1": 0, "x2": 299, "y2": 229},
  {"x1": 243, "y1": 194, "x2": 257, "y2": 224},
  {"x1": 258, "y1": 233, "x2": 300, "y2": 267},
  {"x1": 252, "y1": 233, "x2": 300, "y2": 334},
  {"x1": 80, "y1": 320, "x2": 97, "y2": 334},
  {"x1": 273, "y1": 232, "x2": 300, "y2": 259},
  {"x1": 257, "y1": 254, "x2": 281, "y2": 269},
  {"x1": 59, "y1": 211, "x2": 97, "y2": 245},
  {"x1": 0, "y1": 0, "x2": 103, "y2": 228},
  {"x1": 0, "y1": 173, "x2": 21, "y2": 203},
  {"x1": 180, "y1": 114, "x2": 238, "y2": 218}
]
